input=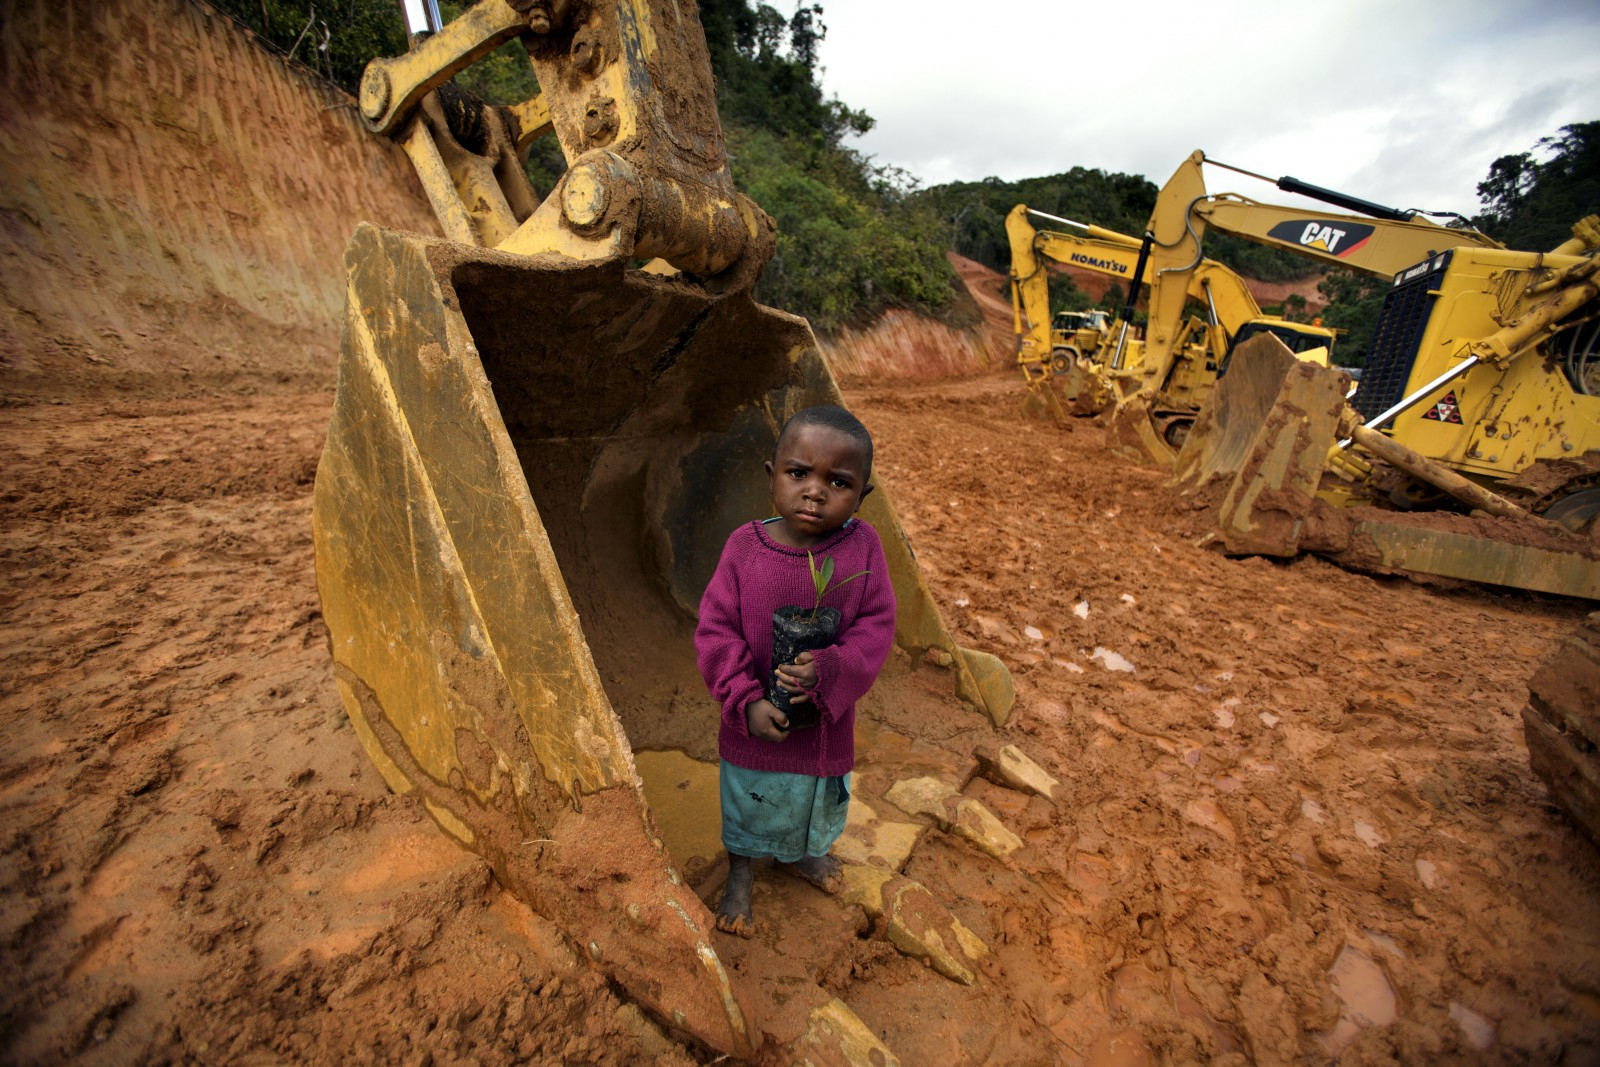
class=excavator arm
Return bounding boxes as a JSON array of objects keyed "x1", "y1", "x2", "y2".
[
  {"x1": 1003, "y1": 203, "x2": 1056, "y2": 374},
  {"x1": 1140, "y1": 150, "x2": 1503, "y2": 381},
  {"x1": 1008, "y1": 203, "x2": 1257, "y2": 369},
  {"x1": 1194, "y1": 195, "x2": 1498, "y2": 275}
]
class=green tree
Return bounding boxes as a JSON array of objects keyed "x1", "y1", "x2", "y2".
[
  {"x1": 1100, "y1": 281, "x2": 1126, "y2": 315},
  {"x1": 1316, "y1": 268, "x2": 1388, "y2": 368},
  {"x1": 207, "y1": 0, "x2": 407, "y2": 93},
  {"x1": 1473, "y1": 121, "x2": 1600, "y2": 250},
  {"x1": 916, "y1": 170, "x2": 1159, "y2": 273},
  {"x1": 699, "y1": 0, "x2": 871, "y2": 146},
  {"x1": 699, "y1": 2, "x2": 959, "y2": 328},
  {"x1": 212, "y1": 0, "x2": 963, "y2": 329}
]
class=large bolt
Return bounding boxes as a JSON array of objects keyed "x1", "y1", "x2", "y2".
[
  {"x1": 562, "y1": 163, "x2": 610, "y2": 230},
  {"x1": 571, "y1": 28, "x2": 602, "y2": 73},
  {"x1": 359, "y1": 66, "x2": 391, "y2": 121},
  {"x1": 523, "y1": 0, "x2": 573, "y2": 35}
]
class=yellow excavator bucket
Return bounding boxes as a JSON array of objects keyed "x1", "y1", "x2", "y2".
[
  {"x1": 313, "y1": 223, "x2": 1012, "y2": 1060},
  {"x1": 312, "y1": 1, "x2": 1013, "y2": 1057}
]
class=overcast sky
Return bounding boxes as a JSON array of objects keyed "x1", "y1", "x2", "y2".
[{"x1": 816, "y1": 0, "x2": 1600, "y2": 218}]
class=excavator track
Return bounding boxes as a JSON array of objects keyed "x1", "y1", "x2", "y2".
[{"x1": 1521, "y1": 453, "x2": 1600, "y2": 536}]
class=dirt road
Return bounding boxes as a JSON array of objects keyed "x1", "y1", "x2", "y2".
[{"x1": 3, "y1": 370, "x2": 1597, "y2": 1064}]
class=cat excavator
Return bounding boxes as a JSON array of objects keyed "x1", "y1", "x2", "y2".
[
  {"x1": 1150, "y1": 151, "x2": 1600, "y2": 598},
  {"x1": 1006, "y1": 203, "x2": 1334, "y2": 443},
  {"x1": 312, "y1": 1, "x2": 1024, "y2": 1061}
]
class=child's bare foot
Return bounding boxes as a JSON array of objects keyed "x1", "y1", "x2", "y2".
[
  {"x1": 715, "y1": 855, "x2": 755, "y2": 938},
  {"x1": 779, "y1": 853, "x2": 843, "y2": 895}
]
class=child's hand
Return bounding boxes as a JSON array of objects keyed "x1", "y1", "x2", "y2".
[
  {"x1": 745, "y1": 698, "x2": 790, "y2": 742},
  {"x1": 775, "y1": 651, "x2": 818, "y2": 704}
]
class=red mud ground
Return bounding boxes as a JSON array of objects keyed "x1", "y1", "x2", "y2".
[{"x1": 3, "y1": 366, "x2": 1599, "y2": 1065}]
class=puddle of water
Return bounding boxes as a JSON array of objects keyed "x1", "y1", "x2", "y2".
[
  {"x1": 633, "y1": 749, "x2": 722, "y2": 870},
  {"x1": 1322, "y1": 945, "x2": 1397, "y2": 1054}
]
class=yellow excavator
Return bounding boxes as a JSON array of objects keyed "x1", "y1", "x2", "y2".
[
  {"x1": 312, "y1": 1, "x2": 1020, "y2": 1060},
  {"x1": 1064, "y1": 151, "x2": 1512, "y2": 465},
  {"x1": 1006, "y1": 203, "x2": 1335, "y2": 444},
  {"x1": 1154, "y1": 151, "x2": 1600, "y2": 598}
]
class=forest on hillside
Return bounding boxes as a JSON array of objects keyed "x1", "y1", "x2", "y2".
[{"x1": 206, "y1": 0, "x2": 1593, "y2": 363}]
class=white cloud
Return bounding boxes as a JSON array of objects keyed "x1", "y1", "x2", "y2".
[{"x1": 814, "y1": 0, "x2": 1600, "y2": 214}]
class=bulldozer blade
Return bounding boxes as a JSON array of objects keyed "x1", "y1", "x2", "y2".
[
  {"x1": 1170, "y1": 334, "x2": 1599, "y2": 596},
  {"x1": 312, "y1": 225, "x2": 1006, "y2": 1056},
  {"x1": 1059, "y1": 360, "x2": 1114, "y2": 416},
  {"x1": 1333, "y1": 518, "x2": 1600, "y2": 599},
  {"x1": 1105, "y1": 389, "x2": 1177, "y2": 467},
  {"x1": 1170, "y1": 334, "x2": 1346, "y2": 555}
]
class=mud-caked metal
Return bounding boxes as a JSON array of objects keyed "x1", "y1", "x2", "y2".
[{"x1": 315, "y1": 1, "x2": 1012, "y2": 1059}]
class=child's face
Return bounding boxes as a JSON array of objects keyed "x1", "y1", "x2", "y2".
[{"x1": 764, "y1": 424, "x2": 873, "y2": 548}]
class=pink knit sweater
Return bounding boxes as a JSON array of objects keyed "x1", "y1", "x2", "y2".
[{"x1": 695, "y1": 518, "x2": 896, "y2": 777}]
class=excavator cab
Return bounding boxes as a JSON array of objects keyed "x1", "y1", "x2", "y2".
[{"x1": 313, "y1": 1, "x2": 1015, "y2": 1058}]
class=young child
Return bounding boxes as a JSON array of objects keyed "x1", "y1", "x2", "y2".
[{"x1": 694, "y1": 405, "x2": 897, "y2": 937}]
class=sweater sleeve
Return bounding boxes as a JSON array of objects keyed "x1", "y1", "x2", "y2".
[
  {"x1": 694, "y1": 535, "x2": 766, "y2": 737},
  {"x1": 809, "y1": 529, "x2": 896, "y2": 724}
]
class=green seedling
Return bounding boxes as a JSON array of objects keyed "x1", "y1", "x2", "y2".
[{"x1": 807, "y1": 551, "x2": 869, "y2": 618}]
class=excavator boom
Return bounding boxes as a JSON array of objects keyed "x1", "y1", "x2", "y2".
[{"x1": 1006, "y1": 203, "x2": 1333, "y2": 443}]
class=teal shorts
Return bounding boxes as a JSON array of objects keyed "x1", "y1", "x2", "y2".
[{"x1": 719, "y1": 762, "x2": 850, "y2": 863}]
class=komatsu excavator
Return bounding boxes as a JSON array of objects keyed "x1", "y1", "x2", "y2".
[
  {"x1": 1006, "y1": 203, "x2": 1334, "y2": 443},
  {"x1": 1149, "y1": 151, "x2": 1600, "y2": 598},
  {"x1": 312, "y1": 1, "x2": 1025, "y2": 1061}
]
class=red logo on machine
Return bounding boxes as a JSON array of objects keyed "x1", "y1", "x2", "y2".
[{"x1": 1421, "y1": 391, "x2": 1463, "y2": 424}]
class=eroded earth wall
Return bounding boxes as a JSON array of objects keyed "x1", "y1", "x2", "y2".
[
  {"x1": 0, "y1": 0, "x2": 440, "y2": 402},
  {"x1": 0, "y1": 0, "x2": 991, "y2": 403},
  {"x1": 817, "y1": 252, "x2": 1010, "y2": 383}
]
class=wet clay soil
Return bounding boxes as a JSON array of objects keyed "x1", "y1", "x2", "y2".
[{"x1": 3, "y1": 376, "x2": 1599, "y2": 1064}]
